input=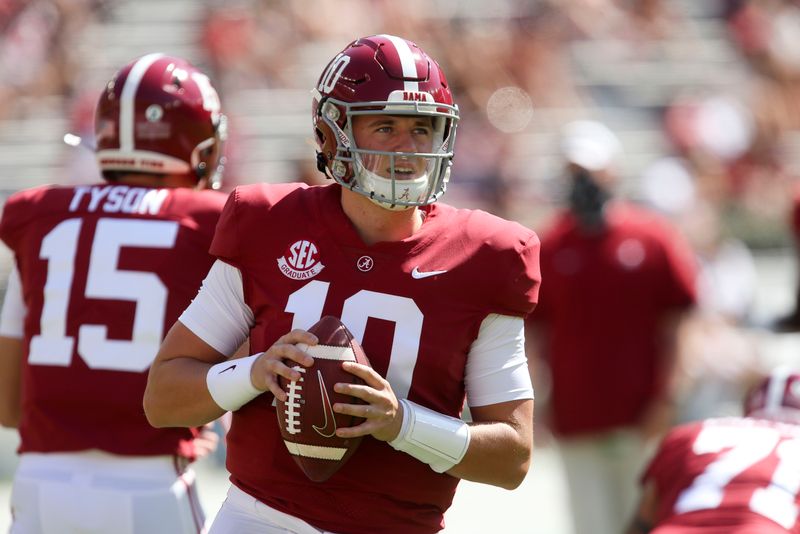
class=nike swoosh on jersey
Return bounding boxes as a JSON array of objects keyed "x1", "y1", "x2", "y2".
[
  {"x1": 219, "y1": 364, "x2": 237, "y2": 374},
  {"x1": 313, "y1": 370, "x2": 337, "y2": 438},
  {"x1": 411, "y1": 266, "x2": 448, "y2": 279}
]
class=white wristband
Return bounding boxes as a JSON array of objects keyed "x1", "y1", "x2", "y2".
[
  {"x1": 389, "y1": 399, "x2": 471, "y2": 473},
  {"x1": 206, "y1": 354, "x2": 264, "y2": 412}
]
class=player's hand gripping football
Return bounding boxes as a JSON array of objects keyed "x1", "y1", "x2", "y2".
[
  {"x1": 332, "y1": 362, "x2": 404, "y2": 443},
  {"x1": 250, "y1": 329, "x2": 318, "y2": 401}
]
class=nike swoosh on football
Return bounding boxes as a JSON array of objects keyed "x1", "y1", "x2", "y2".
[
  {"x1": 313, "y1": 370, "x2": 337, "y2": 438},
  {"x1": 411, "y1": 266, "x2": 448, "y2": 279},
  {"x1": 219, "y1": 364, "x2": 237, "y2": 374}
]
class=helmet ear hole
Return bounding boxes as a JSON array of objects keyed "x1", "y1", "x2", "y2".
[{"x1": 316, "y1": 152, "x2": 329, "y2": 174}]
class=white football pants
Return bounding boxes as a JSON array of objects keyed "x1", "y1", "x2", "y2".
[
  {"x1": 210, "y1": 485, "x2": 339, "y2": 534},
  {"x1": 10, "y1": 451, "x2": 206, "y2": 534}
]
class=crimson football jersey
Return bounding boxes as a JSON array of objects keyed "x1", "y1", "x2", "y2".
[
  {"x1": 643, "y1": 417, "x2": 800, "y2": 533},
  {"x1": 0, "y1": 183, "x2": 227, "y2": 459},
  {"x1": 210, "y1": 183, "x2": 541, "y2": 534}
]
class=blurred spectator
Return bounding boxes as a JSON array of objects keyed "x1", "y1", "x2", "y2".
[
  {"x1": 508, "y1": 4, "x2": 586, "y2": 108},
  {"x1": 726, "y1": 0, "x2": 800, "y2": 83},
  {"x1": 0, "y1": 1, "x2": 64, "y2": 118},
  {"x1": 527, "y1": 119, "x2": 697, "y2": 534},
  {"x1": 661, "y1": 90, "x2": 795, "y2": 249},
  {"x1": 0, "y1": 0, "x2": 99, "y2": 119},
  {"x1": 725, "y1": 0, "x2": 800, "y2": 234},
  {"x1": 561, "y1": 0, "x2": 683, "y2": 52},
  {"x1": 640, "y1": 122, "x2": 763, "y2": 424},
  {"x1": 624, "y1": 0, "x2": 679, "y2": 42},
  {"x1": 774, "y1": 182, "x2": 800, "y2": 332},
  {"x1": 682, "y1": 200, "x2": 757, "y2": 324},
  {"x1": 673, "y1": 201, "x2": 762, "y2": 423},
  {"x1": 200, "y1": 0, "x2": 306, "y2": 92}
]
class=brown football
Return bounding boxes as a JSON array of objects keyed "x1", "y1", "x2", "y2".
[{"x1": 276, "y1": 315, "x2": 372, "y2": 482}]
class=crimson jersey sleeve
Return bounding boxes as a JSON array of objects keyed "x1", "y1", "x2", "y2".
[
  {"x1": 0, "y1": 187, "x2": 44, "y2": 252},
  {"x1": 524, "y1": 213, "x2": 566, "y2": 326},
  {"x1": 460, "y1": 209, "x2": 541, "y2": 317}
]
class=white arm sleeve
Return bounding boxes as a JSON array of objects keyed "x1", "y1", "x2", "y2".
[
  {"x1": 465, "y1": 313, "x2": 534, "y2": 407},
  {"x1": 179, "y1": 260, "x2": 254, "y2": 355},
  {"x1": 0, "y1": 264, "x2": 24, "y2": 339}
]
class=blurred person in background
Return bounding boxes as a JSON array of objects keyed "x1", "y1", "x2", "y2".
[
  {"x1": 774, "y1": 182, "x2": 800, "y2": 332},
  {"x1": 0, "y1": 0, "x2": 102, "y2": 120},
  {"x1": 0, "y1": 53, "x2": 228, "y2": 533},
  {"x1": 526, "y1": 119, "x2": 697, "y2": 534},
  {"x1": 670, "y1": 199, "x2": 762, "y2": 424},
  {"x1": 626, "y1": 366, "x2": 800, "y2": 534},
  {"x1": 144, "y1": 34, "x2": 540, "y2": 534},
  {"x1": 640, "y1": 155, "x2": 763, "y2": 424}
]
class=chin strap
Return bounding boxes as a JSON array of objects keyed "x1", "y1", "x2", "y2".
[{"x1": 315, "y1": 151, "x2": 329, "y2": 176}]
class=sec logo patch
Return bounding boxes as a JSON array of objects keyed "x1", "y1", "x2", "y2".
[{"x1": 277, "y1": 239, "x2": 326, "y2": 280}]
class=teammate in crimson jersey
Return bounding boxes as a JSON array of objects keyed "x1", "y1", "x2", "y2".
[
  {"x1": 0, "y1": 54, "x2": 228, "y2": 533},
  {"x1": 627, "y1": 367, "x2": 800, "y2": 534},
  {"x1": 526, "y1": 120, "x2": 697, "y2": 534},
  {"x1": 144, "y1": 34, "x2": 540, "y2": 534}
]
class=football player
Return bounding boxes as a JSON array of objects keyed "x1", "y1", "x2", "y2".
[
  {"x1": 143, "y1": 34, "x2": 541, "y2": 533},
  {"x1": 627, "y1": 367, "x2": 800, "y2": 533},
  {"x1": 0, "y1": 54, "x2": 228, "y2": 533}
]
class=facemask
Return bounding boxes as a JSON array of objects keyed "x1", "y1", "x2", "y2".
[{"x1": 568, "y1": 168, "x2": 610, "y2": 230}]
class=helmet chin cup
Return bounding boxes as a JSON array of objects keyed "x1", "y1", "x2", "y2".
[{"x1": 357, "y1": 165, "x2": 428, "y2": 211}]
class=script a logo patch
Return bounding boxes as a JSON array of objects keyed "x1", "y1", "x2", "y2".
[{"x1": 277, "y1": 240, "x2": 325, "y2": 280}]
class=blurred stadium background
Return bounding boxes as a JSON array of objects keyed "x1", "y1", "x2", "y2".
[{"x1": 3, "y1": 0, "x2": 800, "y2": 532}]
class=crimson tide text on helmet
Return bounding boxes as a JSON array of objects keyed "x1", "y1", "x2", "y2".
[
  {"x1": 95, "y1": 53, "x2": 227, "y2": 189},
  {"x1": 744, "y1": 367, "x2": 800, "y2": 424},
  {"x1": 312, "y1": 34, "x2": 459, "y2": 210}
]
